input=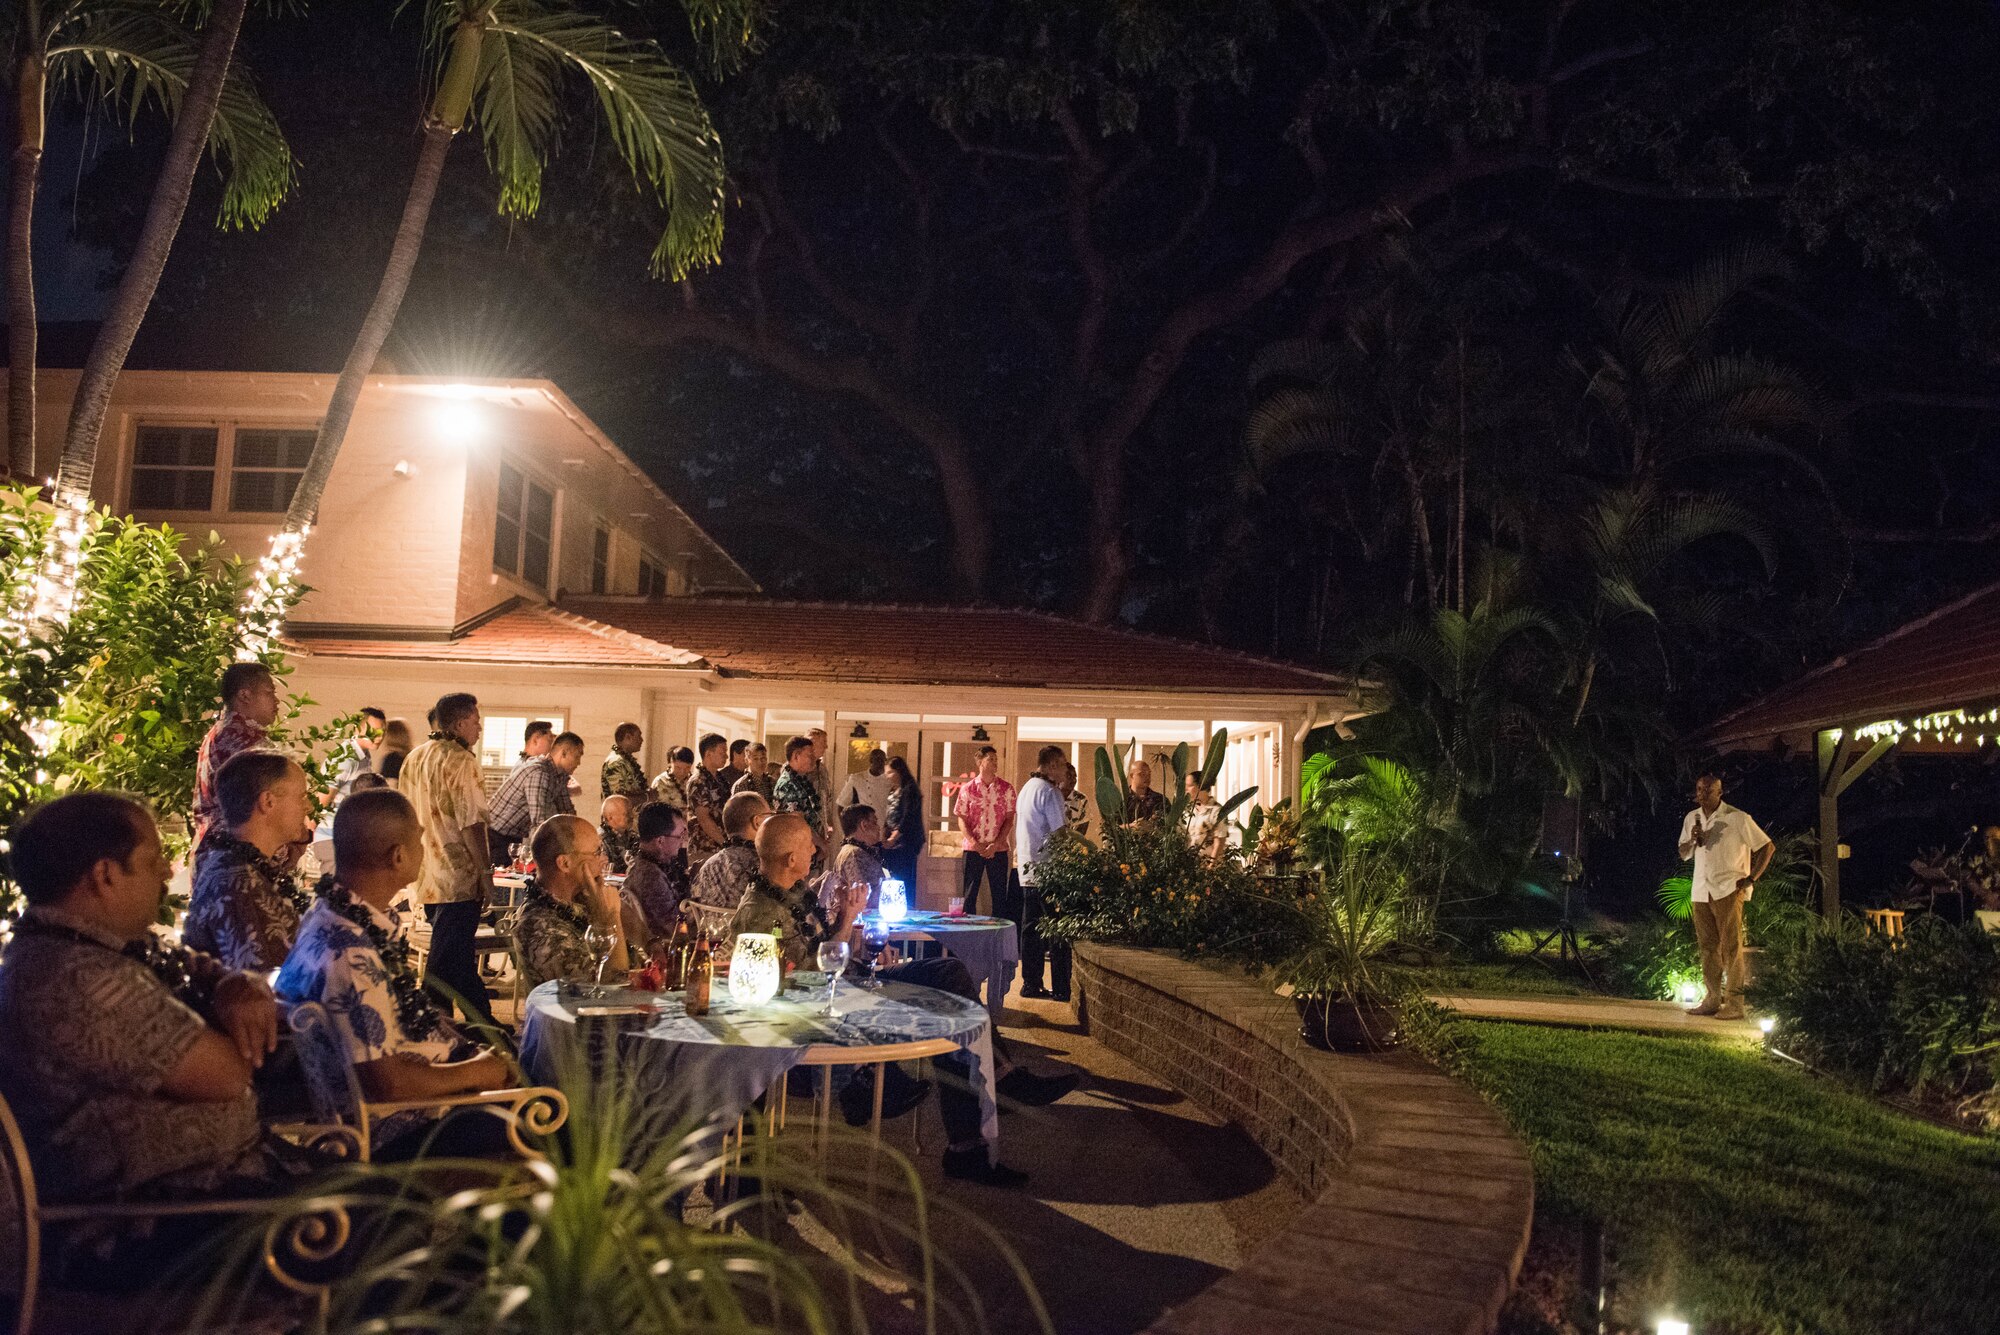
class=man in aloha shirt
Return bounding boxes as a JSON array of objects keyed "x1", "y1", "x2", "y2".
[
  {"x1": 399, "y1": 693, "x2": 499, "y2": 1030},
  {"x1": 186, "y1": 750, "x2": 314, "y2": 972},
  {"x1": 514, "y1": 815, "x2": 633, "y2": 990},
  {"x1": 731, "y1": 742, "x2": 777, "y2": 803},
  {"x1": 692, "y1": 791, "x2": 771, "y2": 911},
  {"x1": 823, "y1": 804, "x2": 888, "y2": 915},
  {"x1": 193, "y1": 661, "x2": 282, "y2": 845},
  {"x1": 685, "y1": 734, "x2": 734, "y2": 867},
  {"x1": 954, "y1": 745, "x2": 1015, "y2": 916},
  {"x1": 1060, "y1": 762, "x2": 1090, "y2": 840},
  {"x1": 623, "y1": 801, "x2": 690, "y2": 942},
  {"x1": 599, "y1": 793, "x2": 640, "y2": 873},
  {"x1": 1124, "y1": 759, "x2": 1166, "y2": 824},
  {"x1": 773, "y1": 735, "x2": 829, "y2": 872},
  {"x1": 276, "y1": 789, "x2": 518, "y2": 1159},
  {"x1": 602, "y1": 722, "x2": 649, "y2": 802},
  {"x1": 0, "y1": 793, "x2": 280, "y2": 1205},
  {"x1": 807, "y1": 728, "x2": 839, "y2": 841},
  {"x1": 649, "y1": 745, "x2": 694, "y2": 811}
]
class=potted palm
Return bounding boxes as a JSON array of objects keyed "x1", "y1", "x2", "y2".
[{"x1": 1280, "y1": 851, "x2": 1408, "y2": 1051}]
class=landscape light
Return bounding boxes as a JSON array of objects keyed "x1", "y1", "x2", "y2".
[
  {"x1": 1657, "y1": 1320, "x2": 1691, "y2": 1335},
  {"x1": 1676, "y1": 979, "x2": 1702, "y2": 1007},
  {"x1": 1759, "y1": 1016, "x2": 1776, "y2": 1035}
]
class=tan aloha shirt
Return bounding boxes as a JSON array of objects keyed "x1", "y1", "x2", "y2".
[{"x1": 399, "y1": 736, "x2": 492, "y2": 906}]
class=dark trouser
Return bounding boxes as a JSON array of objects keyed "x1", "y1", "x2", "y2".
[
  {"x1": 877, "y1": 955, "x2": 985, "y2": 1148},
  {"x1": 375, "y1": 1107, "x2": 520, "y2": 1163},
  {"x1": 425, "y1": 900, "x2": 497, "y2": 1029},
  {"x1": 961, "y1": 850, "x2": 1009, "y2": 916},
  {"x1": 1020, "y1": 879, "x2": 1072, "y2": 998}
]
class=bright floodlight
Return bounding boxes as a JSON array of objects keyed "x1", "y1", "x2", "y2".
[
  {"x1": 435, "y1": 398, "x2": 484, "y2": 444},
  {"x1": 1759, "y1": 1016, "x2": 1776, "y2": 1034},
  {"x1": 1676, "y1": 979, "x2": 1702, "y2": 1007},
  {"x1": 1657, "y1": 1319, "x2": 1691, "y2": 1335}
]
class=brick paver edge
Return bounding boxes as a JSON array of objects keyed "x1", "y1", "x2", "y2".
[{"x1": 1073, "y1": 942, "x2": 1534, "y2": 1335}]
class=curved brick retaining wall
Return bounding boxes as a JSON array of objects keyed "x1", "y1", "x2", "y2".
[{"x1": 1073, "y1": 943, "x2": 1533, "y2": 1335}]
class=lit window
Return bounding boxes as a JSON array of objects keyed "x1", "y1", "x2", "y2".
[
  {"x1": 494, "y1": 462, "x2": 556, "y2": 590},
  {"x1": 130, "y1": 425, "x2": 217, "y2": 510},
  {"x1": 591, "y1": 525, "x2": 611, "y2": 593},
  {"x1": 230, "y1": 427, "x2": 315, "y2": 513}
]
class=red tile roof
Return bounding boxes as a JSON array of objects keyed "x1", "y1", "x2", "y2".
[
  {"x1": 1702, "y1": 579, "x2": 2000, "y2": 750},
  {"x1": 556, "y1": 596, "x2": 1344, "y2": 695},
  {"x1": 290, "y1": 605, "x2": 705, "y2": 669}
]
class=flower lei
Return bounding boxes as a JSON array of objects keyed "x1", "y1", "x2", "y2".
[
  {"x1": 318, "y1": 876, "x2": 445, "y2": 1042},
  {"x1": 11, "y1": 917, "x2": 212, "y2": 1007},
  {"x1": 204, "y1": 830, "x2": 312, "y2": 919}
]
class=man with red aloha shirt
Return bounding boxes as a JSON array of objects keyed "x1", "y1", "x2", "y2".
[
  {"x1": 193, "y1": 662, "x2": 282, "y2": 846},
  {"x1": 953, "y1": 745, "x2": 1015, "y2": 917}
]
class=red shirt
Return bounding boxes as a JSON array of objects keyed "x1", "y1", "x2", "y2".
[{"x1": 194, "y1": 710, "x2": 269, "y2": 843}]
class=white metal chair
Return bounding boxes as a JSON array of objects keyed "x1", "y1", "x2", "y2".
[
  {"x1": 0, "y1": 1089, "x2": 359, "y2": 1335},
  {"x1": 287, "y1": 1002, "x2": 567, "y2": 1163}
]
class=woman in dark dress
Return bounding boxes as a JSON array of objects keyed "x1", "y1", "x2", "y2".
[{"x1": 881, "y1": 755, "x2": 925, "y2": 891}]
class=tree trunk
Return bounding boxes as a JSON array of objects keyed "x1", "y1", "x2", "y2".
[
  {"x1": 55, "y1": 0, "x2": 249, "y2": 501},
  {"x1": 284, "y1": 123, "x2": 456, "y2": 531},
  {"x1": 7, "y1": 51, "x2": 45, "y2": 478},
  {"x1": 1079, "y1": 440, "x2": 1126, "y2": 622}
]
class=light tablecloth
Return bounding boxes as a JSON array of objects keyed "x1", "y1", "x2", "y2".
[
  {"x1": 519, "y1": 978, "x2": 999, "y2": 1147},
  {"x1": 864, "y1": 911, "x2": 1019, "y2": 1021}
]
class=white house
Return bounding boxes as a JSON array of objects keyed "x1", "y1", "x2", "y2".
[{"x1": 12, "y1": 367, "x2": 1361, "y2": 904}]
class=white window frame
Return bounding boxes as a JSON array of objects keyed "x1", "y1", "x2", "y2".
[{"x1": 127, "y1": 419, "x2": 322, "y2": 517}]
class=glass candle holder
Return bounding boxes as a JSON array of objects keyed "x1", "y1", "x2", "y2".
[
  {"x1": 728, "y1": 932, "x2": 782, "y2": 1005},
  {"x1": 878, "y1": 877, "x2": 909, "y2": 923}
]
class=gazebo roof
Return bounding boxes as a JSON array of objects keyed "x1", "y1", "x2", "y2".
[{"x1": 1701, "y1": 579, "x2": 2000, "y2": 751}]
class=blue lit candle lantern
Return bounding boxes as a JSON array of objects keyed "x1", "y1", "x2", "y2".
[{"x1": 878, "y1": 877, "x2": 909, "y2": 923}]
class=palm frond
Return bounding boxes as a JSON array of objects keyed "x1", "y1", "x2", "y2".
[{"x1": 489, "y1": 5, "x2": 727, "y2": 279}]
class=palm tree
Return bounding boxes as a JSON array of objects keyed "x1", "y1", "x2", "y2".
[
  {"x1": 8, "y1": 0, "x2": 291, "y2": 480},
  {"x1": 277, "y1": 0, "x2": 736, "y2": 536}
]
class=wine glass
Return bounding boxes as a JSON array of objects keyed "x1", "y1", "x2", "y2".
[
  {"x1": 860, "y1": 925, "x2": 890, "y2": 990},
  {"x1": 585, "y1": 924, "x2": 617, "y2": 996},
  {"x1": 817, "y1": 940, "x2": 851, "y2": 1014}
]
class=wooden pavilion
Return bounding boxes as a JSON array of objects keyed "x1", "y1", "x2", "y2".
[{"x1": 1699, "y1": 579, "x2": 2000, "y2": 915}]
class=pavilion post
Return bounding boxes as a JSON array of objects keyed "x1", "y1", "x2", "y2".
[{"x1": 1816, "y1": 729, "x2": 1845, "y2": 919}]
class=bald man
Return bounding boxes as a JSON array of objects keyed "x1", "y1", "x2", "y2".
[
  {"x1": 276, "y1": 789, "x2": 520, "y2": 1159},
  {"x1": 730, "y1": 813, "x2": 1045, "y2": 1187},
  {"x1": 599, "y1": 793, "x2": 639, "y2": 874},
  {"x1": 514, "y1": 814, "x2": 631, "y2": 990}
]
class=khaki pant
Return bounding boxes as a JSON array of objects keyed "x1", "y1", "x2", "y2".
[{"x1": 1691, "y1": 891, "x2": 1746, "y2": 1010}]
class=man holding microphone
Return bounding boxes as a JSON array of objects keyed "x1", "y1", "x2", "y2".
[{"x1": 1676, "y1": 774, "x2": 1774, "y2": 1020}]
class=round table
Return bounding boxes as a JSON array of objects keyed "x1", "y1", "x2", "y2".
[
  {"x1": 861, "y1": 910, "x2": 1019, "y2": 1021},
  {"x1": 518, "y1": 977, "x2": 1000, "y2": 1151}
]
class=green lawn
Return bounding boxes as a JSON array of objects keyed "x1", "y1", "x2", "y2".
[
  {"x1": 1415, "y1": 959, "x2": 1599, "y2": 998},
  {"x1": 1456, "y1": 1022, "x2": 2000, "y2": 1335}
]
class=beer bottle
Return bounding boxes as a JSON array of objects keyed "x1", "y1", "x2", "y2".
[{"x1": 685, "y1": 930, "x2": 713, "y2": 1016}]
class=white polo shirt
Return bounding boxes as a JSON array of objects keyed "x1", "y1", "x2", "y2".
[{"x1": 1678, "y1": 802, "x2": 1772, "y2": 902}]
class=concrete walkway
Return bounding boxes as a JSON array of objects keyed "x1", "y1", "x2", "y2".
[{"x1": 1431, "y1": 991, "x2": 1762, "y2": 1040}]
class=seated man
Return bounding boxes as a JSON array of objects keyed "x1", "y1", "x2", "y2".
[
  {"x1": 487, "y1": 730, "x2": 585, "y2": 866},
  {"x1": 514, "y1": 814, "x2": 632, "y2": 990},
  {"x1": 0, "y1": 792, "x2": 280, "y2": 1204},
  {"x1": 690, "y1": 790, "x2": 770, "y2": 911},
  {"x1": 624, "y1": 801, "x2": 691, "y2": 943},
  {"x1": 823, "y1": 804, "x2": 887, "y2": 915},
  {"x1": 276, "y1": 789, "x2": 519, "y2": 1160},
  {"x1": 598, "y1": 793, "x2": 639, "y2": 875},
  {"x1": 734, "y1": 815, "x2": 1062, "y2": 1187},
  {"x1": 186, "y1": 749, "x2": 315, "y2": 971}
]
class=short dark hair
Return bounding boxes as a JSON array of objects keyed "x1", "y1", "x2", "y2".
[
  {"x1": 216, "y1": 749, "x2": 300, "y2": 826},
  {"x1": 551, "y1": 731, "x2": 585, "y2": 753},
  {"x1": 722, "y1": 790, "x2": 769, "y2": 836},
  {"x1": 840, "y1": 804, "x2": 877, "y2": 837},
  {"x1": 637, "y1": 801, "x2": 685, "y2": 841},
  {"x1": 434, "y1": 693, "x2": 479, "y2": 732},
  {"x1": 698, "y1": 732, "x2": 727, "y2": 760},
  {"x1": 220, "y1": 661, "x2": 273, "y2": 705},
  {"x1": 6, "y1": 792, "x2": 152, "y2": 906},
  {"x1": 729, "y1": 739, "x2": 751, "y2": 761},
  {"x1": 1037, "y1": 745, "x2": 1065, "y2": 767},
  {"x1": 334, "y1": 788, "x2": 418, "y2": 872},
  {"x1": 669, "y1": 745, "x2": 695, "y2": 765},
  {"x1": 614, "y1": 722, "x2": 643, "y2": 748},
  {"x1": 360, "y1": 707, "x2": 387, "y2": 724},
  {"x1": 785, "y1": 735, "x2": 814, "y2": 759},
  {"x1": 975, "y1": 744, "x2": 997, "y2": 760},
  {"x1": 347, "y1": 772, "x2": 389, "y2": 794},
  {"x1": 524, "y1": 720, "x2": 555, "y2": 745}
]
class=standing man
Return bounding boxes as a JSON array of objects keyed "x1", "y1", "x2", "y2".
[
  {"x1": 186, "y1": 751, "x2": 314, "y2": 972},
  {"x1": 487, "y1": 730, "x2": 583, "y2": 864},
  {"x1": 193, "y1": 662, "x2": 282, "y2": 845},
  {"x1": 331, "y1": 707, "x2": 387, "y2": 799},
  {"x1": 807, "y1": 728, "x2": 839, "y2": 846},
  {"x1": 520, "y1": 720, "x2": 555, "y2": 762},
  {"x1": 955, "y1": 745, "x2": 1015, "y2": 917},
  {"x1": 602, "y1": 722, "x2": 647, "y2": 803},
  {"x1": 837, "y1": 748, "x2": 897, "y2": 820},
  {"x1": 1013, "y1": 747, "x2": 1071, "y2": 1001},
  {"x1": 732, "y1": 742, "x2": 777, "y2": 803},
  {"x1": 1123, "y1": 759, "x2": 1166, "y2": 825},
  {"x1": 1676, "y1": 774, "x2": 1773, "y2": 1021},
  {"x1": 725, "y1": 739, "x2": 753, "y2": 792},
  {"x1": 400, "y1": 693, "x2": 499, "y2": 1032},
  {"x1": 650, "y1": 745, "x2": 695, "y2": 812},
  {"x1": 686, "y1": 733, "x2": 734, "y2": 868},
  {"x1": 773, "y1": 735, "x2": 830, "y2": 872}
]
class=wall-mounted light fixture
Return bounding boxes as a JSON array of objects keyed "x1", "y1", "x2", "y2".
[
  {"x1": 851, "y1": 721, "x2": 870, "y2": 739},
  {"x1": 970, "y1": 724, "x2": 991, "y2": 742}
]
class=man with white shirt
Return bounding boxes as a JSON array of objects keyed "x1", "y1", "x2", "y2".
[
  {"x1": 837, "y1": 748, "x2": 898, "y2": 819},
  {"x1": 1012, "y1": 746, "x2": 1072, "y2": 1001},
  {"x1": 1675, "y1": 774, "x2": 1773, "y2": 1020}
]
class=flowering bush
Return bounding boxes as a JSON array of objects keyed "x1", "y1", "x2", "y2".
[{"x1": 1035, "y1": 820, "x2": 1310, "y2": 965}]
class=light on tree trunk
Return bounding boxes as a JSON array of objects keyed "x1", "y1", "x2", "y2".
[{"x1": 239, "y1": 526, "x2": 309, "y2": 661}]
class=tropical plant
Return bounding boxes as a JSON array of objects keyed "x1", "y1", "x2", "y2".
[
  {"x1": 1277, "y1": 850, "x2": 1409, "y2": 1005},
  {"x1": 1090, "y1": 729, "x2": 1255, "y2": 832},
  {"x1": 276, "y1": 0, "x2": 741, "y2": 542},
  {"x1": 16, "y1": 0, "x2": 293, "y2": 484},
  {"x1": 187, "y1": 1062, "x2": 1052, "y2": 1333}
]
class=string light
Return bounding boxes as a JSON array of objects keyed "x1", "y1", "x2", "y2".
[
  {"x1": 1, "y1": 482, "x2": 95, "y2": 757},
  {"x1": 238, "y1": 526, "x2": 310, "y2": 661},
  {"x1": 1853, "y1": 707, "x2": 2000, "y2": 748}
]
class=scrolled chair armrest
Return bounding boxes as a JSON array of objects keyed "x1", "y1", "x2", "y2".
[
  {"x1": 270, "y1": 1121, "x2": 367, "y2": 1163},
  {"x1": 367, "y1": 1085, "x2": 569, "y2": 1159}
]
